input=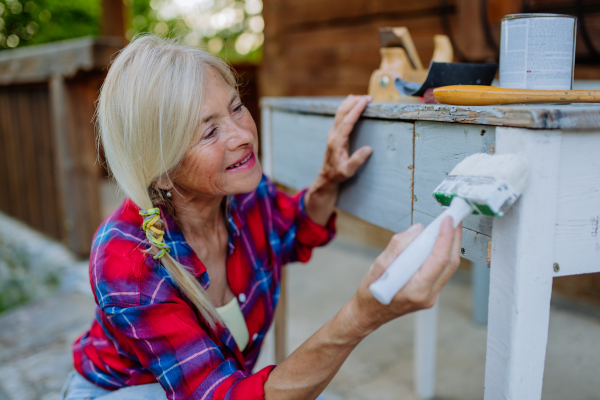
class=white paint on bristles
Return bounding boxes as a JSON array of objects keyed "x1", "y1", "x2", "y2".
[
  {"x1": 449, "y1": 153, "x2": 530, "y2": 195},
  {"x1": 434, "y1": 153, "x2": 529, "y2": 216}
]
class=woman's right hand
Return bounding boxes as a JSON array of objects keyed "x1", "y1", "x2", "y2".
[
  {"x1": 347, "y1": 217, "x2": 463, "y2": 337},
  {"x1": 263, "y1": 217, "x2": 462, "y2": 400}
]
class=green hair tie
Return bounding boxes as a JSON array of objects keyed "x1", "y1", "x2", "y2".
[{"x1": 139, "y1": 208, "x2": 171, "y2": 259}]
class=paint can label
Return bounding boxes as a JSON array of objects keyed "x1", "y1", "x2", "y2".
[{"x1": 500, "y1": 14, "x2": 577, "y2": 90}]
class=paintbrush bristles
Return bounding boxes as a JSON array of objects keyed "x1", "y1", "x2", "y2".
[
  {"x1": 449, "y1": 153, "x2": 530, "y2": 195},
  {"x1": 432, "y1": 153, "x2": 529, "y2": 217}
]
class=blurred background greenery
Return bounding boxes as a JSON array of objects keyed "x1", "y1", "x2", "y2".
[{"x1": 0, "y1": 0, "x2": 263, "y2": 63}]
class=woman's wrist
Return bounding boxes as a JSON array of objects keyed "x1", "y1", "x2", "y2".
[
  {"x1": 304, "y1": 173, "x2": 339, "y2": 226},
  {"x1": 336, "y1": 295, "x2": 381, "y2": 341}
]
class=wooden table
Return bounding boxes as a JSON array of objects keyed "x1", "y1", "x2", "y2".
[{"x1": 260, "y1": 97, "x2": 600, "y2": 399}]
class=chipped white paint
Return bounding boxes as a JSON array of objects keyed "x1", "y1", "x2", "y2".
[
  {"x1": 485, "y1": 127, "x2": 561, "y2": 400},
  {"x1": 553, "y1": 130, "x2": 600, "y2": 276}
]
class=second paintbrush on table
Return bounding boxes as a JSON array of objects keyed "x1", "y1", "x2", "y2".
[{"x1": 433, "y1": 85, "x2": 600, "y2": 106}]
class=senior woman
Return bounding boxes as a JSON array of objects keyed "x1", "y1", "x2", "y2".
[{"x1": 62, "y1": 35, "x2": 462, "y2": 400}]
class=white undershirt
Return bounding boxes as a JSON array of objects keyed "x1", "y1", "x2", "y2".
[{"x1": 216, "y1": 297, "x2": 249, "y2": 351}]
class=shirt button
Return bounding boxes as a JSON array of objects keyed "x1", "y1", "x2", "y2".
[
  {"x1": 238, "y1": 293, "x2": 246, "y2": 303},
  {"x1": 252, "y1": 333, "x2": 259, "y2": 341}
]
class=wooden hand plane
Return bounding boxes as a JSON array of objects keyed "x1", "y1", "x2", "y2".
[{"x1": 368, "y1": 27, "x2": 454, "y2": 102}]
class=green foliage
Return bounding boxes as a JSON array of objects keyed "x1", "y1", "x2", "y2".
[
  {"x1": 0, "y1": 0, "x2": 263, "y2": 64},
  {"x1": 0, "y1": 0, "x2": 100, "y2": 49}
]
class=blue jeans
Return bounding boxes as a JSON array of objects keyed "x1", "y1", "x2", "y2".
[
  {"x1": 62, "y1": 370, "x2": 328, "y2": 400},
  {"x1": 62, "y1": 371, "x2": 168, "y2": 400}
]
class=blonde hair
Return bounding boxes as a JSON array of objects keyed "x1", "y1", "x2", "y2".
[{"x1": 97, "y1": 35, "x2": 237, "y2": 329}]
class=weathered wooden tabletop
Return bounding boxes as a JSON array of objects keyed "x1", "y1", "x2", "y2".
[{"x1": 261, "y1": 97, "x2": 600, "y2": 130}]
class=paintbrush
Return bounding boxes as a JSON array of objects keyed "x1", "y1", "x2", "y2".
[
  {"x1": 433, "y1": 85, "x2": 600, "y2": 106},
  {"x1": 369, "y1": 153, "x2": 529, "y2": 305}
]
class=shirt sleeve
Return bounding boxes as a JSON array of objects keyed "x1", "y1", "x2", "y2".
[
  {"x1": 102, "y1": 300, "x2": 275, "y2": 400},
  {"x1": 266, "y1": 178, "x2": 336, "y2": 264}
]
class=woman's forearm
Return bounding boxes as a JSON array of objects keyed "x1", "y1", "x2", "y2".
[
  {"x1": 264, "y1": 297, "x2": 376, "y2": 400},
  {"x1": 304, "y1": 175, "x2": 339, "y2": 226}
]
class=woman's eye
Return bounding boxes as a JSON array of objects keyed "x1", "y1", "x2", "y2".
[
  {"x1": 206, "y1": 127, "x2": 217, "y2": 139},
  {"x1": 232, "y1": 103, "x2": 244, "y2": 114}
]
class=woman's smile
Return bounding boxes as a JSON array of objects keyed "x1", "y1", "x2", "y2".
[{"x1": 226, "y1": 151, "x2": 256, "y2": 172}]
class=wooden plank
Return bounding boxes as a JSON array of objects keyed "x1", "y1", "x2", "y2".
[
  {"x1": 553, "y1": 130, "x2": 600, "y2": 276},
  {"x1": 412, "y1": 121, "x2": 495, "y2": 264},
  {"x1": 413, "y1": 121, "x2": 495, "y2": 235},
  {"x1": 485, "y1": 127, "x2": 561, "y2": 400},
  {"x1": 0, "y1": 37, "x2": 124, "y2": 85},
  {"x1": 16, "y1": 90, "x2": 40, "y2": 228},
  {"x1": 0, "y1": 91, "x2": 9, "y2": 214},
  {"x1": 266, "y1": 0, "x2": 448, "y2": 28},
  {"x1": 2, "y1": 89, "x2": 26, "y2": 223},
  {"x1": 261, "y1": 97, "x2": 600, "y2": 130},
  {"x1": 271, "y1": 110, "x2": 414, "y2": 233},
  {"x1": 337, "y1": 118, "x2": 414, "y2": 232},
  {"x1": 271, "y1": 111, "x2": 327, "y2": 189},
  {"x1": 61, "y1": 77, "x2": 102, "y2": 255},
  {"x1": 48, "y1": 74, "x2": 71, "y2": 247},
  {"x1": 32, "y1": 85, "x2": 60, "y2": 238}
]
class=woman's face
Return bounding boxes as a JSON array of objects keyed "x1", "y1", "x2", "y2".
[{"x1": 170, "y1": 67, "x2": 262, "y2": 199}]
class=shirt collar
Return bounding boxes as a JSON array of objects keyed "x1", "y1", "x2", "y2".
[{"x1": 158, "y1": 195, "x2": 246, "y2": 284}]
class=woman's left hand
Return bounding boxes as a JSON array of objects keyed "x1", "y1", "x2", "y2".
[{"x1": 305, "y1": 95, "x2": 373, "y2": 225}]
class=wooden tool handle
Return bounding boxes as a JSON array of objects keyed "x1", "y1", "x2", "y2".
[{"x1": 433, "y1": 85, "x2": 600, "y2": 106}]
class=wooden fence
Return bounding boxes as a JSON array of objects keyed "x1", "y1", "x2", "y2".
[{"x1": 0, "y1": 37, "x2": 124, "y2": 256}]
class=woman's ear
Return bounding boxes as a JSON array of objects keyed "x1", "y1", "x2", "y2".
[{"x1": 154, "y1": 175, "x2": 174, "y2": 191}]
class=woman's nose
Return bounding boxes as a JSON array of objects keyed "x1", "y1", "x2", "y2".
[{"x1": 226, "y1": 121, "x2": 254, "y2": 150}]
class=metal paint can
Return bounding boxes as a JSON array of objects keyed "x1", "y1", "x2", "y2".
[{"x1": 500, "y1": 13, "x2": 577, "y2": 90}]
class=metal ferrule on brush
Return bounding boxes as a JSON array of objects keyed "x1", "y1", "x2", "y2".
[{"x1": 433, "y1": 175, "x2": 520, "y2": 217}]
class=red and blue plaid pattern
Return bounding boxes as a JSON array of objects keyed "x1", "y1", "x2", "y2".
[{"x1": 73, "y1": 175, "x2": 335, "y2": 400}]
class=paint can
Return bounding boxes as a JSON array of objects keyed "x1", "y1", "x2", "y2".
[{"x1": 499, "y1": 13, "x2": 577, "y2": 90}]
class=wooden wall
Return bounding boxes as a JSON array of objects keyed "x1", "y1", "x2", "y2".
[
  {"x1": 0, "y1": 73, "x2": 104, "y2": 256},
  {"x1": 259, "y1": 0, "x2": 600, "y2": 97},
  {"x1": 0, "y1": 84, "x2": 61, "y2": 240}
]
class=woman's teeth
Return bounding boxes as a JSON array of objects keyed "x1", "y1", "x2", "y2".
[{"x1": 228, "y1": 154, "x2": 251, "y2": 169}]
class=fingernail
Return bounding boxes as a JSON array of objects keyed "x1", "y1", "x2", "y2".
[
  {"x1": 361, "y1": 147, "x2": 372, "y2": 156},
  {"x1": 408, "y1": 223, "x2": 422, "y2": 234}
]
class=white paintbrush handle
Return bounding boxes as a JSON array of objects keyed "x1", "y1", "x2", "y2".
[{"x1": 369, "y1": 197, "x2": 473, "y2": 305}]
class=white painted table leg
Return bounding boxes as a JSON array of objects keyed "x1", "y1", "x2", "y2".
[
  {"x1": 414, "y1": 301, "x2": 438, "y2": 400},
  {"x1": 472, "y1": 262, "x2": 490, "y2": 325},
  {"x1": 484, "y1": 128, "x2": 561, "y2": 400},
  {"x1": 261, "y1": 106, "x2": 273, "y2": 178}
]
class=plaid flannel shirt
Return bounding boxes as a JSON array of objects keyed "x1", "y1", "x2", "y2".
[{"x1": 72, "y1": 175, "x2": 336, "y2": 400}]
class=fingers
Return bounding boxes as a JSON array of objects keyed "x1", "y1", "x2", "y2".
[
  {"x1": 334, "y1": 95, "x2": 371, "y2": 135},
  {"x1": 344, "y1": 146, "x2": 373, "y2": 176},
  {"x1": 416, "y1": 217, "x2": 455, "y2": 285},
  {"x1": 431, "y1": 223, "x2": 463, "y2": 293},
  {"x1": 337, "y1": 97, "x2": 371, "y2": 138},
  {"x1": 334, "y1": 95, "x2": 361, "y2": 125}
]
